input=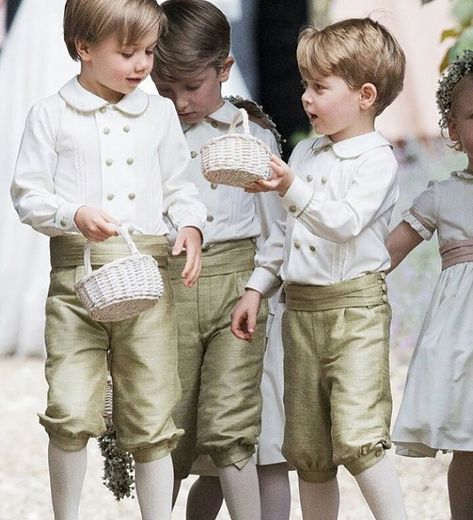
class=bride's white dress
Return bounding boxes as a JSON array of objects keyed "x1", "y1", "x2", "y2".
[
  {"x1": 0, "y1": 0, "x2": 78, "y2": 355},
  {"x1": 0, "y1": 0, "x2": 248, "y2": 355}
]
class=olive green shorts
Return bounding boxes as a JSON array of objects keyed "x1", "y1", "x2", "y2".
[
  {"x1": 41, "y1": 235, "x2": 183, "y2": 463},
  {"x1": 282, "y1": 273, "x2": 392, "y2": 483},
  {"x1": 169, "y1": 239, "x2": 268, "y2": 479}
]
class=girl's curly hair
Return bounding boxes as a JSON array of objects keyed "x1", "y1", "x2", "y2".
[{"x1": 436, "y1": 49, "x2": 473, "y2": 129}]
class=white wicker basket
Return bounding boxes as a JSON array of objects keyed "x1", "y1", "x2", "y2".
[
  {"x1": 74, "y1": 227, "x2": 164, "y2": 322},
  {"x1": 201, "y1": 108, "x2": 272, "y2": 188}
]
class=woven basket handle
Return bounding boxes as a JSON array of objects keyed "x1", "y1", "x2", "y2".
[
  {"x1": 229, "y1": 108, "x2": 250, "y2": 135},
  {"x1": 83, "y1": 226, "x2": 139, "y2": 275}
]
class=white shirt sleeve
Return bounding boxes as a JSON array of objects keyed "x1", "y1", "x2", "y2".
[
  {"x1": 160, "y1": 100, "x2": 207, "y2": 233},
  {"x1": 282, "y1": 148, "x2": 398, "y2": 243},
  {"x1": 11, "y1": 101, "x2": 82, "y2": 236}
]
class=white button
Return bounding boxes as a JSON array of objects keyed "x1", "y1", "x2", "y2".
[
  {"x1": 382, "y1": 295, "x2": 388, "y2": 303},
  {"x1": 190, "y1": 151, "x2": 198, "y2": 158},
  {"x1": 123, "y1": 125, "x2": 130, "y2": 133},
  {"x1": 207, "y1": 215, "x2": 214, "y2": 222},
  {"x1": 309, "y1": 245, "x2": 316, "y2": 252},
  {"x1": 99, "y1": 107, "x2": 106, "y2": 114},
  {"x1": 211, "y1": 121, "x2": 218, "y2": 128},
  {"x1": 380, "y1": 272, "x2": 386, "y2": 280},
  {"x1": 306, "y1": 175, "x2": 313, "y2": 182},
  {"x1": 210, "y1": 183, "x2": 217, "y2": 190},
  {"x1": 128, "y1": 225, "x2": 135, "y2": 233},
  {"x1": 106, "y1": 159, "x2": 113, "y2": 166},
  {"x1": 289, "y1": 205, "x2": 297, "y2": 213},
  {"x1": 128, "y1": 192, "x2": 136, "y2": 200},
  {"x1": 381, "y1": 283, "x2": 387, "y2": 292},
  {"x1": 127, "y1": 157, "x2": 134, "y2": 165},
  {"x1": 60, "y1": 218, "x2": 67, "y2": 227},
  {"x1": 103, "y1": 127, "x2": 110, "y2": 135},
  {"x1": 321, "y1": 176, "x2": 327, "y2": 184},
  {"x1": 294, "y1": 241, "x2": 300, "y2": 249},
  {"x1": 106, "y1": 193, "x2": 114, "y2": 201}
]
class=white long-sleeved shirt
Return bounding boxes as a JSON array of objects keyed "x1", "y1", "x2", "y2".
[
  {"x1": 166, "y1": 100, "x2": 284, "y2": 249},
  {"x1": 11, "y1": 77, "x2": 206, "y2": 237},
  {"x1": 247, "y1": 132, "x2": 399, "y2": 297}
]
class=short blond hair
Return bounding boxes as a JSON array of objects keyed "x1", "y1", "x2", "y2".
[
  {"x1": 297, "y1": 18, "x2": 405, "y2": 115},
  {"x1": 153, "y1": 0, "x2": 230, "y2": 81},
  {"x1": 64, "y1": 0, "x2": 164, "y2": 61}
]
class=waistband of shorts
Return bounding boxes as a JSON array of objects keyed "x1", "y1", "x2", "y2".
[
  {"x1": 50, "y1": 234, "x2": 169, "y2": 268},
  {"x1": 285, "y1": 272, "x2": 388, "y2": 311},
  {"x1": 440, "y1": 238, "x2": 473, "y2": 270},
  {"x1": 169, "y1": 238, "x2": 256, "y2": 278}
]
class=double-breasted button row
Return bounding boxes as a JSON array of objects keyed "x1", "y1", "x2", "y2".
[
  {"x1": 294, "y1": 240, "x2": 316, "y2": 252},
  {"x1": 105, "y1": 158, "x2": 134, "y2": 166},
  {"x1": 105, "y1": 193, "x2": 136, "y2": 201}
]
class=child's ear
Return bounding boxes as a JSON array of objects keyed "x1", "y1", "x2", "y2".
[
  {"x1": 448, "y1": 116, "x2": 459, "y2": 142},
  {"x1": 359, "y1": 83, "x2": 377, "y2": 111},
  {"x1": 75, "y1": 38, "x2": 92, "y2": 62},
  {"x1": 218, "y1": 57, "x2": 234, "y2": 83}
]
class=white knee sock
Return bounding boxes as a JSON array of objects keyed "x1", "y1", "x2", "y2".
[
  {"x1": 298, "y1": 476, "x2": 339, "y2": 520},
  {"x1": 448, "y1": 451, "x2": 473, "y2": 520},
  {"x1": 257, "y1": 463, "x2": 291, "y2": 520},
  {"x1": 48, "y1": 442, "x2": 87, "y2": 520},
  {"x1": 186, "y1": 476, "x2": 223, "y2": 520},
  {"x1": 354, "y1": 456, "x2": 407, "y2": 520},
  {"x1": 217, "y1": 458, "x2": 261, "y2": 520},
  {"x1": 135, "y1": 454, "x2": 174, "y2": 520}
]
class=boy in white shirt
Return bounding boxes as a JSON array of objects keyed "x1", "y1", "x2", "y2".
[
  {"x1": 10, "y1": 1, "x2": 206, "y2": 518},
  {"x1": 152, "y1": 1, "x2": 285, "y2": 518},
  {"x1": 232, "y1": 18, "x2": 408, "y2": 519}
]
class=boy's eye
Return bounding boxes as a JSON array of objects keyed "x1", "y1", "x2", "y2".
[
  {"x1": 121, "y1": 52, "x2": 134, "y2": 58},
  {"x1": 186, "y1": 85, "x2": 200, "y2": 92}
]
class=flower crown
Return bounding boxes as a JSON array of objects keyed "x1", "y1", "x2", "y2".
[{"x1": 436, "y1": 49, "x2": 473, "y2": 129}]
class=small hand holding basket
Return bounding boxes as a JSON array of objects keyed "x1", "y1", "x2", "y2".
[
  {"x1": 200, "y1": 108, "x2": 272, "y2": 188},
  {"x1": 74, "y1": 226, "x2": 164, "y2": 322}
]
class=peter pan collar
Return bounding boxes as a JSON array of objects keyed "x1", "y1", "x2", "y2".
[
  {"x1": 206, "y1": 100, "x2": 241, "y2": 126},
  {"x1": 451, "y1": 169, "x2": 473, "y2": 180},
  {"x1": 311, "y1": 131, "x2": 392, "y2": 158},
  {"x1": 181, "y1": 100, "x2": 242, "y2": 133},
  {"x1": 59, "y1": 76, "x2": 149, "y2": 116}
]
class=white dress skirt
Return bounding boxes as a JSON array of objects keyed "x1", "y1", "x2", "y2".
[
  {"x1": 0, "y1": 0, "x2": 78, "y2": 355},
  {"x1": 392, "y1": 261, "x2": 473, "y2": 456}
]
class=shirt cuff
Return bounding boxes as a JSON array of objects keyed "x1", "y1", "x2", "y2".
[
  {"x1": 176, "y1": 215, "x2": 205, "y2": 234},
  {"x1": 246, "y1": 267, "x2": 282, "y2": 298},
  {"x1": 282, "y1": 176, "x2": 314, "y2": 217},
  {"x1": 55, "y1": 202, "x2": 82, "y2": 233}
]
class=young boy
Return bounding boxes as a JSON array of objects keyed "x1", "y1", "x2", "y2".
[
  {"x1": 152, "y1": 1, "x2": 285, "y2": 518},
  {"x1": 233, "y1": 18, "x2": 408, "y2": 519},
  {"x1": 10, "y1": 0, "x2": 206, "y2": 518}
]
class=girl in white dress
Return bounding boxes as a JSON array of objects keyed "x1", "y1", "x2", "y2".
[{"x1": 387, "y1": 50, "x2": 473, "y2": 520}]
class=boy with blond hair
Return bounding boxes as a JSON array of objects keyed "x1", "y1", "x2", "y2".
[
  {"x1": 152, "y1": 1, "x2": 286, "y2": 518},
  {"x1": 233, "y1": 18, "x2": 408, "y2": 519},
  {"x1": 11, "y1": 0, "x2": 206, "y2": 518}
]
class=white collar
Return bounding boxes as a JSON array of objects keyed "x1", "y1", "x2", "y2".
[
  {"x1": 311, "y1": 131, "x2": 392, "y2": 159},
  {"x1": 182, "y1": 100, "x2": 241, "y2": 133},
  {"x1": 59, "y1": 76, "x2": 149, "y2": 116},
  {"x1": 451, "y1": 169, "x2": 473, "y2": 180}
]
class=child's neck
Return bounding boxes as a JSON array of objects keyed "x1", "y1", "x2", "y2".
[
  {"x1": 329, "y1": 115, "x2": 375, "y2": 143},
  {"x1": 78, "y1": 72, "x2": 125, "y2": 105}
]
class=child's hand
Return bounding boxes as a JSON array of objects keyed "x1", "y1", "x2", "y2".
[
  {"x1": 245, "y1": 155, "x2": 295, "y2": 196},
  {"x1": 74, "y1": 206, "x2": 118, "y2": 241},
  {"x1": 231, "y1": 289, "x2": 263, "y2": 342},
  {"x1": 172, "y1": 226, "x2": 202, "y2": 287}
]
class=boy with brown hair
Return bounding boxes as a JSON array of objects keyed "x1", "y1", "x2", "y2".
[
  {"x1": 11, "y1": 0, "x2": 206, "y2": 518},
  {"x1": 233, "y1": 17, "x2": 408, "y2": 519},
  {"x1": 152, "y1": 1, "x2": 286, "y2": 518}
]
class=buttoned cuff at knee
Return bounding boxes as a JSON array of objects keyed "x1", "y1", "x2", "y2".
[
  {"x1": 344, "y1": 447, "x2": 385, "y2": 476},
  {"x1": 210, "y1": 444, "x2": 255, "y2": 469}
]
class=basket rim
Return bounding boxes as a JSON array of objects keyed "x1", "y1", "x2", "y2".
[
  {"x1": 200, "y1": 132, "x2": 272, "y2": 153},
  {"x1": 74, "y1": 253, "x2": 156, "y2": 288}
]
